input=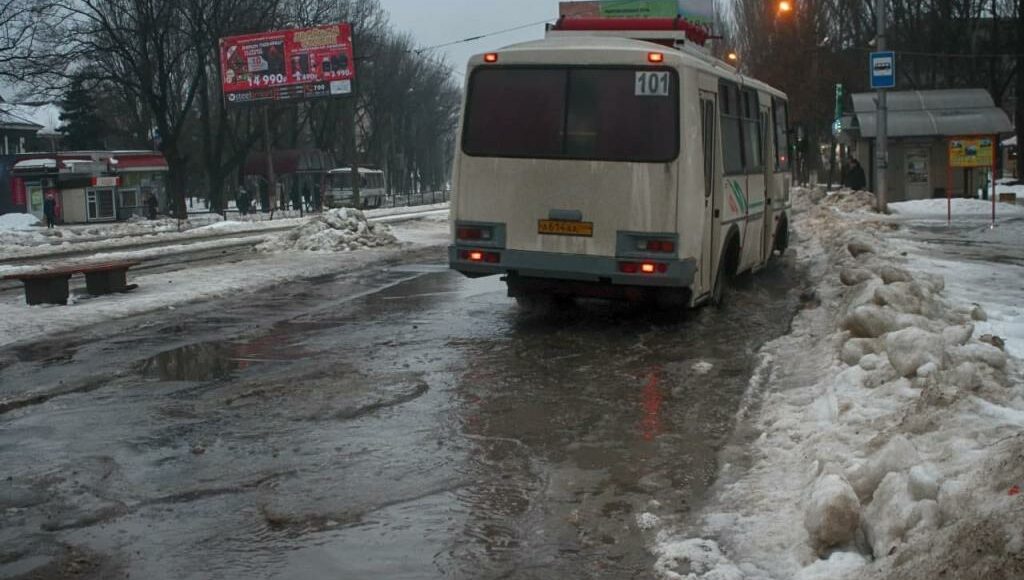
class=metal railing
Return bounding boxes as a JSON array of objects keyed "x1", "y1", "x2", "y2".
[{"x1": 388, "y1": 190, "x2": 450, "y2": 208}]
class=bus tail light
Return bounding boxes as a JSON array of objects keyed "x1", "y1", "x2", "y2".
[
  {"x1": 619, "y1": 261, "x2": 668, "y2": 275},
  {"x1": 457, "y1": 226, "x2": 493, "y2": 241},
  {"x1": 647, "y1": 52, "x2": 664, "y2": 63},
  {"x1": 460, "y1": 249, "x2": 500, "y2": 264},
  {"x1": 484, "y1": 53, "x2": 499, "y2": 63},
  {"x1": 637, "y1": 239, "x2": 675, "y2": 253}
]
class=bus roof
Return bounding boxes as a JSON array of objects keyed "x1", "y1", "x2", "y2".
[{"x1": 468, "y1": 35, "x2": 787, "y2": 101}]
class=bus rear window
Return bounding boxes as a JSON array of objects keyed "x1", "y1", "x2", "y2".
[{"x1": 462, "y1": 67, "x2": 679, "y2": 162}]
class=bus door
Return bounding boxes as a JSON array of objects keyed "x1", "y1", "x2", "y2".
[
  {"x1": 699, "y1": 91, "x2": 719, "y2": 295},
  {"x1": 761, "y1": 106, "x2": 774, "y2": 264}
]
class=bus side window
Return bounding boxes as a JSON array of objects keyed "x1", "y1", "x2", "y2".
[{"x1": 719, "y1": 82, "x2": 744, "y2": 175}]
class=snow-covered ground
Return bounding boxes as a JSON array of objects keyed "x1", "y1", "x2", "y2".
[
  {"x1": 652, "y1": 188, "x2": 1023, "y2": 579},
  {"x1": 0, "y1": 213, "x2": 449, "y2": 349},
  {"x1": 996, "y1": 178, "x2": 1024, "y2": 200},
  {"x1": 6, "y1": 187, "x2": 1022, "y2": 579},
  {"x1": 0, "y1": 213, "x2": 41, "y2": 230},
  {"x1": 0, "y1": 203, "x2": 449, "y2": 261},
  {"x1": 888, "y1": 198, "x2": 1024, "y2": 221}
]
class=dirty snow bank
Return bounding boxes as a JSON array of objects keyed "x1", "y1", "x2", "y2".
[
  {"x1": 653, "y1": 187, "x2": 1023, "y2": 579},
  {"x1": 257, "y1": 208, "x2": 396, "y2": 252}
]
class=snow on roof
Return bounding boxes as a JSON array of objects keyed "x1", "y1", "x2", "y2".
[
  {"x1": 329, "y1": 167, "x2": 384, "y2": 174},
  {"x1": 0, "y1": 104, "x2": 62, "y2": 135},
  {"x1": 13, "y1": 158, "x2": 57, "y2": 170},
  {"x1": 1003, "y1": 135, "x2": 1017, "y2": 147}
]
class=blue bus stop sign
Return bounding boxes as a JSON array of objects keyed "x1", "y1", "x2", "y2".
[{"x1": 870, "y1": 51, "x2": 895, "y2": 89}]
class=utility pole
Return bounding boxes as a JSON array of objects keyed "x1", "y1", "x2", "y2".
[
  {"x1": 262, "y1": 107, "x2": 276, "y2": 215},
  {"x1": 875, "y1": 0, "x2": 888, "y2": 212},
  {"x1": 1017, "y1": 0, "x2": 1024, "y2": 178},
  {"x1": 348, "y1": 30, "x2": 361, "y2": 210}
]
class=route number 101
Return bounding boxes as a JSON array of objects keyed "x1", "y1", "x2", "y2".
[{"x1": 635, "y1": 71, "x2": 670, "y2": 97}]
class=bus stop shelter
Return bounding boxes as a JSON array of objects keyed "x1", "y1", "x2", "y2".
[{"x1": 842, "y1": 89, "x2": 1012, "y2": 202}]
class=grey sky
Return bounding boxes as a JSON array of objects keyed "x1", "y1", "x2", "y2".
[{"x1": 377, "y1": 0, "x2": 559, "y2": 77}]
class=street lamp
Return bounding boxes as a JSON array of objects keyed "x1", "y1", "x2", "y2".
[
  {"x1": 777, "y1": 0, "x2": 793, "y2": 15},
  {"x1": 727, "y1": 51, "x2": 739, "y2": 63}
]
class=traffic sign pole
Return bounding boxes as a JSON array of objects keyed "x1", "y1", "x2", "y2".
[{"x1": 874, "y1": 0, "x2": 889, "y2": 213}]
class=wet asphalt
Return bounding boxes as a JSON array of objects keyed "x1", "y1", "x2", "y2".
[{"x1": 0, "y1": 247, "x2": 804, "y2": 579}]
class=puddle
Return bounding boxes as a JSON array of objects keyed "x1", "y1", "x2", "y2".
[
  {"x1": 140, "y1": 334, "x2": 314, "y2": 382},
  {"x1": 388, "y1": 263, "x2": 449, "y2": 274},
  {"x1": 12, "y1": 341, "x2": 78, "y2": 364},
  {"x1": 140, "y1": 343, "x2": 241, "y2": 381}
]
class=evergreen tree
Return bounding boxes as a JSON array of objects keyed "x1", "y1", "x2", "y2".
[{"x1": 59, "y1": 76, "x2": 104, "y2": 150}]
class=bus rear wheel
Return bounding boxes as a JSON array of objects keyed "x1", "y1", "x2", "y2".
[{"x1": 711, "y1": 239, "x2": 739, "y2": 307}]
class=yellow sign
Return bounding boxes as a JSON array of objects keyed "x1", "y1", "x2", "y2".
[
  {"x1": 538, "y1": 219, "x2": 594, "y2": 237},
  {"x1": 948, "y1": 137, "x2": 994, "y2": 168}
]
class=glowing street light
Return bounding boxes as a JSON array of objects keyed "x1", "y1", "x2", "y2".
[
  {"x1": 777, "y1": 0, "x2": 793, "y2": 14},
  {"x1": 726, "y1": 51, "x2": 739, "y2": 62}
]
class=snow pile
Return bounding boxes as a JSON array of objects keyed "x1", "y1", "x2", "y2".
[
  {"x1": 258, "y1": 208, "x2": 396, "y2": 253},
  {"x1": 0, "y1": 213, "x2": 40, "y2": 230},
  {"x1": 822, "y1": 188, "x2": 878, "y2": 213},
  {"x1": 654, "y1": 187, "x2": 1024, "y2": 579}
]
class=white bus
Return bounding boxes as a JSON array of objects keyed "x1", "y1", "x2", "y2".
[
  {"x1": 448, "y1": 18, "x2": 792, "y2": 308},
  {"x1": 326, "y1": 167, "x2": 387, "y2": 209}
]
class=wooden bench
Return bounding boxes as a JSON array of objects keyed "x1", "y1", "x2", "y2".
[{"x1": 3, "y1": 261, "x2": 141, "y2": 306}]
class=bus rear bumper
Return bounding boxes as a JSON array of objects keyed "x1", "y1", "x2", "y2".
[{"x1": 448, "y1": 246, "x2": 697, "y2": 288}]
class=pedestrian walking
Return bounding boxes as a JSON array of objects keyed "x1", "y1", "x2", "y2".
[
  {"x1": 844, "y1": 158, "x2": 867, "y2": 191},
  {"x1": 43, "y1": 193, "x2": 57, "y2": 228}
]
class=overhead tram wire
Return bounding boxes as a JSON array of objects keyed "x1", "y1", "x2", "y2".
[
  {"x1": 411, "y1": 18, "x2": 553, "y2": 56},
  {"x1": 407, "y1": 0, "x2": 671, "y2": 55}
]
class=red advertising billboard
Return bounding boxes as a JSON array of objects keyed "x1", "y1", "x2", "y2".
[
  {"x1": 220, "y1": 23, "x2": 355, "y2": 106},
  {"x1": 11, "y1": 177, "x2": 25, "y2": 206}
]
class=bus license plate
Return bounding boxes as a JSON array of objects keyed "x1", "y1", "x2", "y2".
[{"x1": 538, "y1": 220, "x2": 594, "y2": 237}]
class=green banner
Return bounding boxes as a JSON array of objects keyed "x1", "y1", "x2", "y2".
[
  {"x1": 561, "y1": 1, "x2": 679, "y2": 18},
  {"x1": 601, "y1": 0, "x2": 678, "y2": 17}
]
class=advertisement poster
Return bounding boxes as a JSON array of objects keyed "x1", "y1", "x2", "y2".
[
  {"x1": 558, "y1": 0, "x2": 713, "y2": 24},
  {"x1": 220, "y1": 23, "x2": 355, "y2": 106},
  {"x1": 28, "y1": 185, "x2": 43, "y2": 214},
  {"x1": 948, "y1": 137, "x2": 994, "y2": 168}
]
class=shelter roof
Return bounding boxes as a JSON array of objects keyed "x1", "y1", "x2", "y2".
[{"x1": 850, "y1": 89, "x2": 1012, "y2": 138}]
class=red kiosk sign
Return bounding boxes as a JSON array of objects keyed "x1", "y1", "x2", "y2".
[
  {"x1": 11, "y1": 177, "x2": 26, "y2": 206},
  {"x1": 220, "y1": 23, "x2": 355, "y2": 106}
]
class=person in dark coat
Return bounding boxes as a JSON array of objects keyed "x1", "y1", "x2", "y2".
[
  {"x1": 43, "y1": 193, "x2": 57, "y2": 228},
  {"x1": 145, "y1": 192, "x2": 159, "y2": 220},
  {"x1": 845, "y1": 158, "x2": 867, "y2": 191}
]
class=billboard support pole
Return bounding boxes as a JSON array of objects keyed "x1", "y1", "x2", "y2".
[
  {"x1": 262, "y1": 106, "x2": 277, "y2": 218},
  {"x1": 349, "y1": 95, "x2": 361, "y2": 210},
  {"x1": 348, "y1": 39, "x2": 361, "y2": 211}
]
